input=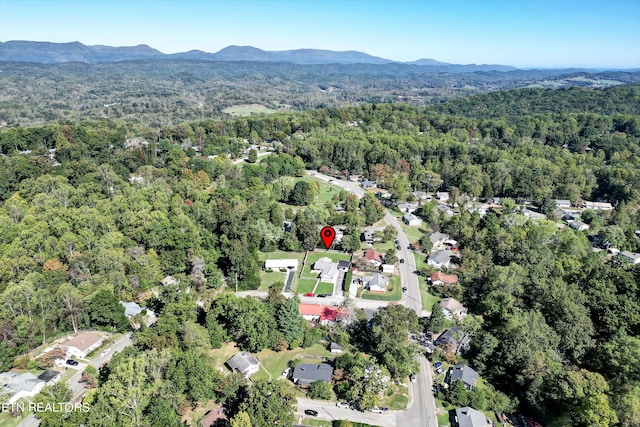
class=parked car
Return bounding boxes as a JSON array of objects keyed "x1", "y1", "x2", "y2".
[
  {"x1": 399, "y1": 258, "x2": 405, "y2": 263},
  {"x1": 66, "y1": 359, "x2": 79, "y2": 366},
  {"x1": 336, "y1": 402, "x2": 350, "y2": 408},
  {"x1": 304, "y1": 409, "x2": 318, "y2": 416},
  {"x1": 282, "y1": 367, "x2": 291, "y2": 376},
  {"x1": 433, "y1": 361, "x2": 443, "y2": 369},
  {"x1": 371, "y1": 407, "x2": 388, "y2": 413},
  {"x1": 402, "y1": 287, "x2": 408, "y2": 292},
  {"x1": 396, "y1": 245, "x2": 401, "y2": 250},
  {"x1": 101, "y1": 348, "x2": 111, "y2": 356},
  {"x1": 303, "y1": 293, "x2": 315, "y2": 297},
  {"x1": 410, "y1": 374, "x2": 417, "y2": 383},
  {"x1": 316, "y1": 294, "x2": 330, "y2": 298}
]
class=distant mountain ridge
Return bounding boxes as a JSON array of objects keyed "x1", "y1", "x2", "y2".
[{"x1": 0, "y1": 40, "x2": 516, "y2": 71}]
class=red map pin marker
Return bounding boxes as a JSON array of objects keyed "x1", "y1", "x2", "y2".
[{"x1": 320, "y1": 226, "x2": 336, "y2": 249}]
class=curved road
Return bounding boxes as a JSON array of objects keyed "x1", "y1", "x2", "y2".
[{"x1": 306, "y1": 170, "x2": 438, "y2": 427}]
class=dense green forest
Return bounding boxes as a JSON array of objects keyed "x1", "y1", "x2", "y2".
[{"x1": 1, "y1": 85, "x2": 639, "y2": 426}]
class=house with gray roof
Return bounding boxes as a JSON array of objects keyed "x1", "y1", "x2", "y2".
[
  {"x1": 428, "y1": 250, "x2": 451, "y2": 269},
  {"x1": 120, "y1": 301, "x2": 144, "y2": 317},
  {"x1": 226, "y1": 351, "x2": 260, "y2": 378},
  {"x1": 454, "y1": 406, "x2": 492, "y2": 427},
  {"x1": 403, "y1": 213, "x2": 422, "y2": 226},
  {"x1": 312, "y1": 257, "x2": 339, "y2": 283},
  {"x1": 620, "y1": 251, "x2": 640, "y2": 265},
  {"x1": 364, "y1": 273, "x2": 390, "y2": 292},
  {"x1": 429, "y1": 232, "x2": 450, "y2": 247},
  {"x1": 397, "y1": 202, "x2": 419, "y2": 213},
  {"x1": 0, "y1": 371, "x2": 45, "y2": 403},
  {"x1": 568, "y1": 220, "x2": 590, "y2": 231},
  {"x1": 435, "y1": 327, "x2": 471, "y2": 355},
  {"x1": 292, "y1": 363, "x2": 334, "y2": 386},
  {"x1": 447, "y1": 364, "x2": 479, "y2": 390}
]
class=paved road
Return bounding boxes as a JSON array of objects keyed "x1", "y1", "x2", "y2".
[
  {"x1": 306, "y1": 170, "x2": 438, "y2": 427},
  {"x1": 17, "y1": 332, "x2": 134, "y2": 427},
  {"x1": 296, "y1": 397, "x2": 396, "y2": 426}
]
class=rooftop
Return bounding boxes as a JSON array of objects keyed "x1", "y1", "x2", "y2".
[
  {"x1": 293, "y1": 363, "x2": 334, "y2": 383},
  {"x1": 63, "y1": 332, "x2": 103, "y2": 352}
]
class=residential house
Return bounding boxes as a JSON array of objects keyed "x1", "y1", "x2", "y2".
[
  {"x1": 397, "y1": 202, "x2": 419, "y2": 213},
  {"x1": 362, "y1": 230, "x2": 375, "y2": 244},
  {"x1": 579, "y1": 200, "x2": 614, "y2": 210},
  {"x1": 412, "y1": 191, "x2": 430, "y2": 201},
  {"x1": 299, "y1": 304, "x2": 346, "y2": 325},
  {"x1": 37, "y1": 370, "x2": 61, "y2": 386},
  {"x1": 438, "y1": 204, "x2": 455, "y2": 217},
  {"x1": 0, "y1": 371, "x2": 46, "y2": 404},
  {"x1": 62, "y1": 332, "x2": 103, "y2": 359},
  {"x1": 454, "y1": 407, "x2": 492, "y2": 427},
  {"x1": 364, "y1": 273, "x2": 390, "y2": 292},
  {"x1": 568, "y1": 221, "x2": 590, "y2": 231},
  {"x1": 292, "y1": 363, "x2": 334, "y2": 387},
  {"x1": 120, "y1": 301, "x2": 144, "y2": 318},
  {"x1": 348, "y1": 174, "x2": 363, "y2": 182},
  {"x1": 363, "y1": 249, "x2": 384, "y2": 267},
  {"x1": 429, "y1": 272, "x2": 459, "y2": 286},
  {"x1": 312, "y1": 257, "x2": 339, "y2": 284},
  {"x1": 337, "y1": 260, "x2": 351, "y2": 271},
  {"x1": 375, "y1": 189, "x2": 392, "y2": 200},
  {"x1": 429, "y1": 232, "x2": 450, "y2": 248},
  {"x1": 361, "y1": 180, "x2": 377, "y2": 189},
  {"x1": 436, "y1": 192, "x2": 450, "y2": 202},
  {"x1": 555, "y1": 200, "x2": 572, "y2": 208},
  {"x1": 403, "y1": 213, "x2": 422, "y2": 226},
  {"x1": 620, "y1": 251, "x2": 640, "y2": 265},
  {"x1": 226, "y1": 351, "x2": 260, "y2": 378},
  {"x1": 329, "y1": 342, "x2": 344, "y2": 354},
  {"x1": 446, "y1": 364, "x2": 479, "y2": 390},
  {"x1": 435, "y1": 327, "x2": 471, "y2": 355},
  {"x1": 428, "y1": 250, "x2": 451, "y2": 269},
  {"x1": 522, "y1": 208, "x2": 547, "y2": 220},
  {"x1": 265, "y1": 259, "x2": 299, "y2": 270},
  {"x1": 440, "y1": 298, "x2": 468, "y2": 320},
  {"x1": 381, "y1": 264, "x2": 395, "y2": 274}
]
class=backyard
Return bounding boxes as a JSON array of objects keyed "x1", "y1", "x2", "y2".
[
  {"x1": 253, "y1": 343, "x2": 335, "y2": 381},
  {"x1": 360, "y1": 275, "x2": 402, "y2": 301}
]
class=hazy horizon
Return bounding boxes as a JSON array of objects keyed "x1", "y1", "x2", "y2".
[{"x1": 1, "y1": 0, "x2": 639, "y2": 68}]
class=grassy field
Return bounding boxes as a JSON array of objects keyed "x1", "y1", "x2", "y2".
[
  {"x1": 413, "y1": 252, "x2": 441, "y2": 310},
  {"x1": 315, "y1": 282, "x2": 335, "y2": 295},
  {"x1": 300, "y1": 419, "x2": 332, "y2": 427},
  {"x1": 300, "y1": 176, "x2": 342, "y2": 204},
  {"x1": 222, "y1": 103, "x2": 277, "y2": 116},
  {"x1": 0, "y1": 411, "x2": 26, "y2": 427},
  {"x1": 254, "y1": 344, "x2": 334, "y2": 381},
  {"x1": 297, "y1": 279, "x2": 317, "y2": 294},
  {"x1": 382, "y1": 384, "x2": 410, "y2": 410},
  {"x1": 208, "y1": 342, "x2": 240, "y2": 373},
  {"x1": 258, "y1": 251, "x2": 305, "y2": 291},
  {"x1": 361, "y1": 276, "x2": 402, "y2": 301},
  {"x1": 401, "y1": 223, "x2": 428, "y2": 243},
  {"x1": 302, "y1": 251, "x2": 351, "y2": 278}
]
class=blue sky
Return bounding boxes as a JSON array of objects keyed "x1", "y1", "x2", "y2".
[{"x1": 0, "y1": 0, "x2": 638, "y2": 68}]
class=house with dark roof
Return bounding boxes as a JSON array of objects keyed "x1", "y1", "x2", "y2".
[
  {"x1": 292, "y1": 363, "x2": 334, "y2": 386},
  {"x1": 37, "y1": 370, "x2": 61, "y2": 385},
  {"x1": 454, "y1": 406, "x2": 492, "y2": 427},
  {"x1": 337, "y1": 260, "x2": 351, "y2": 271},
  {"x1": 435, "y1": 327, "x2": 471, "y2": 355},
  {"x1": 362, "y1": 230, "x2": 375, "y2": 244},
  {"x1": 363, "y1": 249, "x2": 384, "y2": 267},
  {"x1": 446, "y1": 364, "x2": 479, "y2": 390},
  {"x1": 361, "y1": 180, "x2": 377, "y2": 189},
  {"x1": 226, "y1": 351, "x2": 260, "y2": 378}
]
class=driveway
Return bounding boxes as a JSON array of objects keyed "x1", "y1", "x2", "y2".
[{"x1": 296, "y1": 397, "x2": 396, "y2": 426}]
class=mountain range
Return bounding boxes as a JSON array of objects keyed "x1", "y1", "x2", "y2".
[{"x1": 0, "y1": 40, "x2": 515, "y2": 71}]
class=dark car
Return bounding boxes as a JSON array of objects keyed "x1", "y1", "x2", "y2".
[
  {"x1": 396, "y1": 245, "x2": 401, "y2": 250},
  {"x1": 399, "y1": 258, "x2": 404, "y2": 263},
  {"x1": 316, "y1": 294, "x2": 330, "y2": 298},
  {"x1": 66, "y1": 359, "x2": 79, "y2": 366},
  {"x1": 402, "y1": 287, "x2": 408, "y2": 292},
  {"x1": 304, "y1": 409, "x2": 318, "y2": 416}
]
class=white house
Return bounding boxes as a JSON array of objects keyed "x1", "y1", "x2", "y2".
[
  {"x1": 620, "y1": 251, "x2": 640, "y2": 265},
  {"x1": 265, "y1": 259, "x2": 299, "y2": 270},
  {"x1": 437, "y1": 204, "x2": 455, "y2": 217},
  {"x1": 555, "y1": 200, "x2": 571, "y2": 208},
  {"x1": 312, "y1": 257, "x2": 339, "y2": 284},
  {"x1": 568, "y1": 221, "x2": 590, "y2": 231},
  {"x1": 429, "y1": 232, "x2": 450, "y2": 248},
  {"x1": 381, "y1": 264, "x2": 395, "y2": 274},
  {"x1": 62, "y1": 332, "x2": 103, "y2": 359},
  {"x1": 397, "y1": 202, "x2": 419, "y2": 213},
  {"x1": 0, "y1": 371, "x2": 46, "y2": 404},
  {"x1": 403, "y1": 213, "x2": 422, "y2": 226},
  {"x1": 329, "y1": 342, "x2": 344, "y2": 354},
  {"x1": 440, "y1": 298, "x2": 468, "y2": 320},
  {"x1": 522, "y1": 208, "x2": 546, "y2": 220},
  {"x1": 226, "y1": 352, "x2": 260, "y2": 378},
  {"x1": 428, "y1": 250, "x2": 451, "y2": 269},
  {"x1": 579, "y1": 200, "x2": 614, "y2": 210},
  {"x1": 436, "y1": 192, "x2": 450, "y2": 202},
  {"x1": 365, "y1": 273, "x2": 390, "y2": 292}
]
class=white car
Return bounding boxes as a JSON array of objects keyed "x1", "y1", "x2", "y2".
[
  {"x1": 336, "y1": 402, "x2": 349, "y2": 408},
  {"x1": 101, "y1": 348, "x2": 111, "y2": 356},
  {"x1": 282, "y1": 367, "x2": 291, "y2": 376},
  {"x1": 371, "y1": 407, "x2": 387, "y2": 413},
  {"x1": 410, "y1": 374, "x2": 417, "y2": 383}
]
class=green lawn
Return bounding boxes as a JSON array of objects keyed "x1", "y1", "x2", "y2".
[
  {"x1": 222, "y1": 103, "x2": 277, "y2": 116},
  {"x1": 300, "y1": 176, "x2": 343, "y2": 204},
  {"x1": 401, "y1": 223, "x2": 428, "y2": 243},
  {"x1": 208, "y1": 342, "x2": 240, "y2": 372},
  {"x1": 303, "y1": 252, "x2": 351, "y2": 278},
  {"x1": 314, "y1": 282, "x2": 334, "y2": 295},
  {"x1": 382, "y1": 384, "x2": 409, "y2": 410},
  {"x1": 361, "y1": 276, "x2": 402, "y2": 301},
  {"x1": 413, "y1": 252, "x2": 441, "y2": 310},
  {"x1": 301, "y1": 419, "x2": 332, "y2": 427},
  {"x1": 254, "y1": 344, "x2": 334, "y2": 380},
  {"x1": 0, "y1": 410, "x2": 26, "y2": 427},
  {"x1": 297, "y1": 279, "x2": 317, "y2": 294},
  {"x1": 258, "y1": 251, "x2": 305, "y2": 291}
]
